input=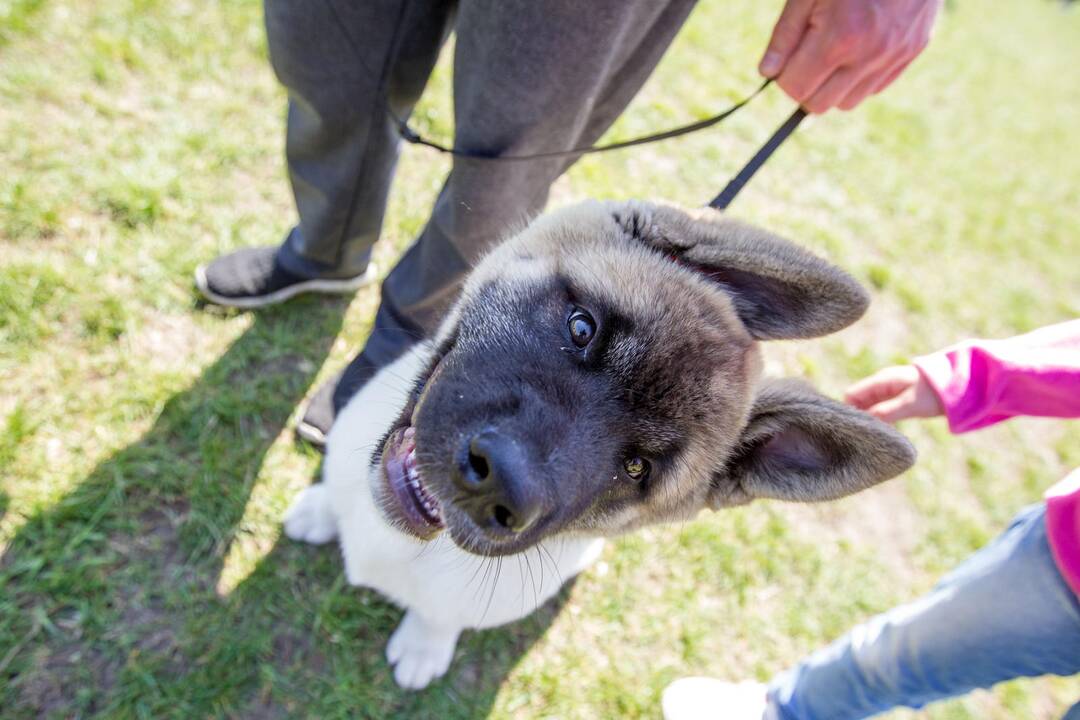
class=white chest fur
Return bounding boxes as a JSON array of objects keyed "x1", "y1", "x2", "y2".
[{"x1": 283, "y1": 346, "x2": 603, "y2": 688}]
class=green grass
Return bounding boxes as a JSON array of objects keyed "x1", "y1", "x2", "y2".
[{"x1": 2, "y1": 0, "x2": 1079, "y2": 718}]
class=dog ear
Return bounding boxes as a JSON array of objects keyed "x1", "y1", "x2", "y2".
[
  {"x1": 613, "y1": 202, "x2": 869, "y2": 340},
  {"x1": 709, "y1": 380, "x2": 916, "y2": 509}
]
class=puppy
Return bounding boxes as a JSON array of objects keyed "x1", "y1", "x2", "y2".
[{"x1": 284, "y1": 200, "x2": 916, "y2": 689}]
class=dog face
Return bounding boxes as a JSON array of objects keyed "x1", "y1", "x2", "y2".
[{"x1": 372, "y1": 201, "x2": 915, "y2": 556}]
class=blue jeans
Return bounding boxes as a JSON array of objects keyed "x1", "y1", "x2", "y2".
[{"x1": 768, "y1": 504, "x2": 1080, "y2": 720}]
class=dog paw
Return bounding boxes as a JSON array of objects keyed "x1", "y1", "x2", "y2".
[
  {"x1": 283, "y1": 485, "x2": 337, "y2": 544},
  {"x1": 386, "y1": 611, "x2": 459, "y2": 690}
]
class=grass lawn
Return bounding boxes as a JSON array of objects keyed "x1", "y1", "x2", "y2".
[{"x1": 2, "y1": 0, "x2": 1079, "y2": 717}]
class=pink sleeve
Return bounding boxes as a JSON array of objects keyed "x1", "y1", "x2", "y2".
[{"x1": 912, "y1": 319, "x2": 1080, "y2": 434}]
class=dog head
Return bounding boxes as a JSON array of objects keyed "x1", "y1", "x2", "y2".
[{"x1": 374, "y1": 200, "x2": 915, "y2": 555}]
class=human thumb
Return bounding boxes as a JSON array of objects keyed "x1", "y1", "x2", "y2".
[{"x1": 761, "y1": 0, "x2": 813, "y2": 77}]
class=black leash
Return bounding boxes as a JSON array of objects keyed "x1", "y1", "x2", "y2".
[
  {"x1": 394, "y1": 79, "x2": 773, "y2": 160},
  {"x1": 391, "y1": 78, "x2": 808, "y2": 210},
  {"x1": 708, "y1": 107, "x2": 807, "y2": 210}
]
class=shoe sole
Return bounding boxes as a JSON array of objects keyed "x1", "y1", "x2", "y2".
[
  {"x1": 295, "y1": 418, "x2": 328, "y2": 450},
  {"x1": 194, "y1": 263, "x2": 378, "y2": 309}
]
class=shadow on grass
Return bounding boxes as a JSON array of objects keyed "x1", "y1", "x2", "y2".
[{"x1": 0, "y1": 299, "x2": 563, "y2": 719}]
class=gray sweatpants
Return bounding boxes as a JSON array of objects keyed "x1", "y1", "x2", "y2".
[{"x1": 267, "y1": 0, "x2": 697, "y2": 365}]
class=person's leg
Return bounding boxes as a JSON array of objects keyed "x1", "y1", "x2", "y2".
[
  {"x1": 768, "y1": 503, "x2": 1080, "y2": 719},
  {"x1": 272, "y1": 0, "x2": 456, "y2": 279},
  {"x1": 664, "y1": 504, "x2": 1080, "y2": 720},
  {"x1": 299, "y1": 0, "x2": 699, "y2": 441},
  {"x1": 196, "y1": 0, "x2": 455, "y2": 307},
  {"x1": 378, "y1": 0, "x2": 701, "y2": 334}
]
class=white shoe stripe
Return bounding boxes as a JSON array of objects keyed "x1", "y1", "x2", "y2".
[{"x1": 194, "y1": 264, "x2": 378, "y2": 309}]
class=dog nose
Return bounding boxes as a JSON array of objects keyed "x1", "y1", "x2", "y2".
[{"x1": 455, "y1": 430, "x2": 543, "y2": 534}]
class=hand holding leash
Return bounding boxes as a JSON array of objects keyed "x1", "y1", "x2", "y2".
[{"x1": 761, "y1": 0, "x2": 941, "y2": 114}]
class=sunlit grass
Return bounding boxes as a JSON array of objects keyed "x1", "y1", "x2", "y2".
[{"x1": 1, "y1": 0, "x2": 1078, "y2": 717}]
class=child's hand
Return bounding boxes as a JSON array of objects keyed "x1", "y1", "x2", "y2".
[{"x1": 844, "y1": 364, "x2": 943, "y2": 423}]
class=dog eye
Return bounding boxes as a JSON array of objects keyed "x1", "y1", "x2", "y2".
[
  {"x1": 623, "y1": 456, "x2": 650, "y2": 481},
  {"x1": 567, "y1": 308, "x2": 596, "y2": 348}
]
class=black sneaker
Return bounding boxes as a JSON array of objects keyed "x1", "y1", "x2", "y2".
[
  {"x1": 194, "y1": 246, "x2": 376, "y2": 309},
  {"x1": 296, "y1": 352, "x2": 384, "y2": 449}
]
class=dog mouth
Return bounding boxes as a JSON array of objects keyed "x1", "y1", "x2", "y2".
[
  {"x1": 373, "y1": 336, "x2": 457, "y2": 541},
  {"x1": 369, "y1": 329, "x2": 556, "y2": 554},
  {"x1": 380, "y1": 425, "x2": 445, "y2": 539}
]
